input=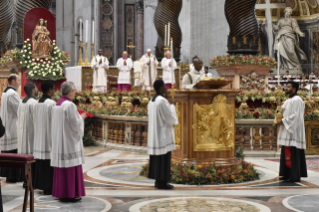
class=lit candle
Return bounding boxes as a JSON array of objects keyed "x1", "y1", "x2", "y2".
[
  {"x1": 86, "y1": 20, "x2": 88, "y2": 43},
  {"x1": 164, "y1": 25, "x2": 167, "y2": 46},
  {"x1": 277, "y1": 42, "x2": 280, "y2": 86},
  {"x1": 80, "y1": 20, "x2": 82, "y2": 41},
  {"x1": 92, "y1": 20, "x2": 94, "y2": 44},
  {"x1": 171, "y1": 37, "x2": 173, "y2": 58},
  {"x1": 168, "y1": 22, "x2": 170, "y2": 47}
]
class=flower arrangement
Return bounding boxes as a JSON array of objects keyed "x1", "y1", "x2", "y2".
[
  {"x1": 210, "y1": 55, "x2": 277, "y2": 67},
  {"x1": 0, "y1": 49, "x2": 21, "y2": 68},
  {"x1": 140, "y1": 160, "x2": 260, "y2": 185},
  {"x1": 178, "y1": 62, "x2": 190, "y2": 71},
  {"x1": 18, "y1": 39, "x2": 67, "y2": 81},
  {"x1": 304, "y1": 109, "x2": 319, "y2": 120}
]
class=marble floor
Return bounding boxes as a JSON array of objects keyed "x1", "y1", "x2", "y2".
[{"x1": 2, "y1": 148, "x2": 319, "y2": 212}]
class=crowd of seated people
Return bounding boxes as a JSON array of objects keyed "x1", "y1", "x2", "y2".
[{"x1": 268, "y1": 71, "x2": 318, "y2": 93}]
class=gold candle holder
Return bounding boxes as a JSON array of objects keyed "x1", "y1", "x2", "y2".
[
  {"x1": 84, "y1": 42, "x2": 90, "y2": 66},
  {"x1": 84, "y1": 43, "x2": 90, "y2": 66},
  {"x1": 91, "y1": 44, "x2": 95, "y2": 61},
  {"x1": 171, "y1": 83, "x2": 175, "y2": 100},
  {"x1": 273, "y1": 85, "x2": 283, "y2": 126},
  {"x1": 78, "y1": 41, "x2": 84, "y2": 66}
]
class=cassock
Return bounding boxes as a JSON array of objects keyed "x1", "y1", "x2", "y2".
[
  {"x1": 116, "y1": 57, "x2": 133, "y2": 91},
  {"x1": 0, "y1": 86, "x2": 23, "y2": 183},
  {"x1": 140, "y1": 54, "x2": 158, "y2": 90},
  {"x1": 147, "y1": 94, "x2": 178, "y2": 184},
  {"x1": 182, "y1": 69, "x2": 205, "y2": 89},
  {"x1": 51, "y1": 96, "x2": 85, "y2": 198},
  {"x1": 161, "y1": 57, "x2": 177, "y2": 89},
  {"x1": 33, "y1": 95, "x2": 56, "y2": 194},
  {"x1": 278, "y1": 95, "x2": 307, "y2": 182},
  {"x1": 91, "y1": 55, "x2": 109, "y2": 92}
]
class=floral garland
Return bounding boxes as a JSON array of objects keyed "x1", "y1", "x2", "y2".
[
  {"x1": 140, "y1": 161, "x2": 260, "y2": 185},
  {"x1": 236, "y1": 108, "x2": 275, "y2": 119},
  {"x1": 17, "y1": 39, "x2": 69, "y2": 81},
  {"x1": 210, "y1": 55, "x2": 277, "y2": 67}
]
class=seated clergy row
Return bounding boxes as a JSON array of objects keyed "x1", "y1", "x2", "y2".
[{"x1": 0, "y1": 75, "x2": 87, "y2": 202}]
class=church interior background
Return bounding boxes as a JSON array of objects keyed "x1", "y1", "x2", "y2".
[{"x1": 1, "y1": 0, "x2": 319, "y2": 211}]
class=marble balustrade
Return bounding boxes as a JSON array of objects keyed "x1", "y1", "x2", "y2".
[{"x1": 91, "y1": 116, "x2": 282, "y2": 156}]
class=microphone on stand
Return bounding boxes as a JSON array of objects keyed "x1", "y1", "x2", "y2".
[{"x1": 2, "y1": 83, "x2": 5, "y2": 88}]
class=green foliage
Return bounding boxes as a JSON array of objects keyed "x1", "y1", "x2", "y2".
[
  {"x1": 235, "y1": 147, "x2": 245, "y2": 160},
  {"x1": 83, "y1": 118, "x2": 97, "y2": 147},
  {"x1": 140, "y1": 161, "x2": 260, "y2": 186}
]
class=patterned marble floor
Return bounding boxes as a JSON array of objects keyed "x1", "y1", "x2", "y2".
[{"x1": 1, "y1": 148, "x2": 319, "y2": 212}]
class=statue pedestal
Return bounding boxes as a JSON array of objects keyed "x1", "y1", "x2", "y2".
[{"x1": 167, "y1": 89, "x2": 240, "y2": 166}]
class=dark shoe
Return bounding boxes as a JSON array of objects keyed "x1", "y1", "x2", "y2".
[
  {"x1": 158, "y1": 183, "x2": 174, "y2": 189},
  {"x1": 279, "y1": 176, "x2": 288, "y2": 181},
  {"x1": 43, "y1": 190, "x2": 52, "y2": 195},
  {"x1": 283, "y1": 178, "x2": 294, "y2": 183},
  {"x1": 59, "y1": 197, "x2": 82, "y2": 203}
]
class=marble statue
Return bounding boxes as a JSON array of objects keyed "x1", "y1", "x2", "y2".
[
  {"x1": 272, "y1": 7, "x2": 307, "y2": 74},
  {"x1": 32, "y1": 19, "x2": 53, "y2": 58}
]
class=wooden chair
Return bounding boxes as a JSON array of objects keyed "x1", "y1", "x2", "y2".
[
  {"x1": 108, "y1": 75, "x2": 118, "y2": 91},
  {"x1": 0, "y1": 153, "x2": 35, "y2": 212}
]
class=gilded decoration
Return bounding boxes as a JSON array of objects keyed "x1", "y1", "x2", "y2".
[
  {"x1": 240, "y1": 72, "x2": 266, "y2": 91},
  {"x1": 311, "y1": 128, "x2": 319, "y2": 146},
  {"x1": 32, "y1": 19, "x2": 53, "y2": 58},
  {"x1": 256, "y1": 0, "x2": 319, "y2": 21},
  {"x1": 174, "y1": 103, "x2": 181, "y2": 150},
  {"x1": 193, "y1": 94, "x2": 234, "y2": 152},
  {"x1": 313, "y1": 32, "x2": 319, "y2": 75}
]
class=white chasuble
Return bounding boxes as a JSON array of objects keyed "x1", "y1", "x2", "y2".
[
  {"x1": 182, "y1": 69, "x2": 205, "y2": 89},
  {"x1": 116, "y1": 58, "x2": 133, "y2": 84},
  {"x1": 161, "y1": 58, "x2": 177, "y2": 84},
  {"x1": 277, "y1": 95, "x2": 306, "y2": 149},
  {"x1": 91, "y1": 55, "x2": 109, "y2": 91},
  {"x1": 0, "y1": 89, "x2": 21, "y2": 151},
  {"x1": 140, "y1": 54, "x2": 158, "y2": 89},
  {"x1": 17, "y1": 98, "x2": 37, "y2": 155},
  {"x1": 51, "y1": 101, "x2": 85, "y2": 168},
  {"x1": 33, "y1": 99, "x2": 56, "y2": 159},
  {"x1": 147, "y1": 96, "x2": 178, "y2": 155}
]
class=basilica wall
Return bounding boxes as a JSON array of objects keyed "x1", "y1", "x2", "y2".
[{"x1": 179, "y1": 0, "x2": 229, "y2": 66}]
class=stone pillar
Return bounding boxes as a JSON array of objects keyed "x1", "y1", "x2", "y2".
[{"x1": 136, "y1": 0, "x2": 144, "y2": 59}]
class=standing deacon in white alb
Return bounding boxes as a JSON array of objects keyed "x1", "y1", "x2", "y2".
[
  {"x1": 18, "y1": 82, "x2": 38, "y2": 156},
  {"x1": 117, "y1": 51, "x2": 133, "y2": 91},
  {"x1": 147, "y1": 80, "x2": 178, "y2": 189},
  {"x1": 161, "y1": 51, "x2": 177, "y2": 89},
  {"x1": 91, "y1": 49, "x2": 109, "y2": 92},
  {"x1": 276, "y1": 81, "x2": 307, "y2": 182},
  {"x1": 0, "y1": 75, "x2": 22, "y2": 183},
  {"x1": 140, "y1": 49, "x2": 158, "y2": 90},
  {"x1": 33, "y1": 80, "x2": 56, "y2": 195}
]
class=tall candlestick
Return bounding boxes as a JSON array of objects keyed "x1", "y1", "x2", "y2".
[
  {"x1": 80, "y1": 20, "x2": 82, "y2": 41},
  {"x1": 92, "y1": 20, "x2": 95, "y2": 44},
  {"x1": 86, "y1": 20, "x2": 88, "y2": 43},
  {"x1": 167, "y1": 22, "x2": 170, "y2": 47},
  {"x1": 164, "y1": 25, "x2": 167, "y2": 46}
]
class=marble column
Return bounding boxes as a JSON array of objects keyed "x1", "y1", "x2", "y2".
[{"x1": 136, "y1": 0, "x2": 144, "y2": 59}]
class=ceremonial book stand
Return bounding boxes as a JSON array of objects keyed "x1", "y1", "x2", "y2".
[{"x1": 166, "y1": 79, "x2": 240, "y2": 165}]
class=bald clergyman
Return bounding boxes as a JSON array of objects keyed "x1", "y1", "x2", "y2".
[{"x1": 140, "y1": 49, "x2": 158, "y2": 90}]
